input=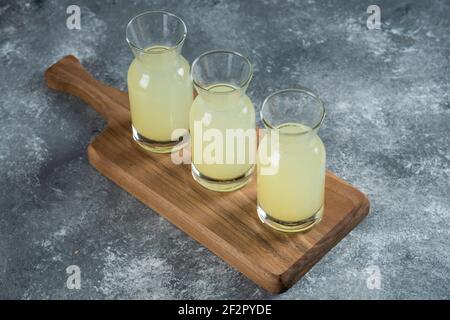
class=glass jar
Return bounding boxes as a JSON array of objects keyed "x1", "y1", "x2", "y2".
[
  {"x1": 190, "y1": 50, "x2": 256, "y2": 192},
  {"x1": 126, "y1": 11, "x2": 193, "y2": 153},
  {"x1": 257, "y1": 88, "x2": 326, "y2": 232}
]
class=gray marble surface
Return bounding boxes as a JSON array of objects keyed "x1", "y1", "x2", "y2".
[{"x1": 0, "y1": 0, "x2": 449, "y2": 299}]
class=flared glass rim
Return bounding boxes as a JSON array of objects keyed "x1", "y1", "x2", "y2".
[
  {"x1": 261, "y1": 88, "x2": 326, "y2": 135},
  {"x1": 190, "y1": 49, "x2": 253, "y2": 93},
  {"x1": 125, "y1": 11, "x2": 187, "y2": 54}
]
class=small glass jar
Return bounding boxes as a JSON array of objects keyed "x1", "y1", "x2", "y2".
[
  {"x1": 257, "y1": 88, "x2": 326, "y2": 233},
  {"x1": 126, "y1": 11, "x2": 193, "y2": 153},
  {"x1": 190, "y1": 50, "x2": 256, "y2": 192}
]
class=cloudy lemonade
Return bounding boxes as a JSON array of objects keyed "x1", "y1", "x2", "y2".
[
  {"x1": 190, "y1": 84, "x2": 256, "y2": 181},
  {"x1": 257, "y1": 123, "x2": 326, "y2": 223},
  {"x1": 128, "y1": 46, "x2": 193, "y2": 144}
]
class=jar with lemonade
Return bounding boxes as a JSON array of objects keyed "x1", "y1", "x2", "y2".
[
  {"x1": 190, "y1": 50, "x2": 256, "y2": 192},
  {"x1": 257, "y1": 88, "x2": 326, "y2": 232},
  {"x1": 126, "y1": 11, "x2": 193, "y2": 153}
]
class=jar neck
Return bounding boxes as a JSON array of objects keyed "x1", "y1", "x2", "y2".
[
  {"x1": 195, "y1": 83, "x2": 246, "y2": 107},
  {"x1": 131, "y1": 45, "x2": 183, "y2": 66},
  {"x1": 264, "y1": 123, "x2": 320, "y2": 148}
]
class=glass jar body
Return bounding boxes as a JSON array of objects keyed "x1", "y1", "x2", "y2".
[
  {"x1": 257, "y1": 128, "x2": 326, "y2": 232},
  {"x1": 128, "y1": 52, "x2": 193, "y2": 153},
  {"x1": 190, "y1": 90, "x2": 256, "y2": 192}
]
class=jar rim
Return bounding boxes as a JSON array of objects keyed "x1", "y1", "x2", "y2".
[
  {"x1": 191, "y1": 49, "x2": 253, "y2": 94},
  {"x1": 126, "y1": 11, "x2": 187, "y2": 55},
  {"x1": 260, "y1": 88, "x2": 326, "y2": 135}
]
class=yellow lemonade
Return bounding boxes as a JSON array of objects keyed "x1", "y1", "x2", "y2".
[
  {"x1": 128, "y1": 46, "x2": 193, "y2": 147},
  {"x1": 190, "y1": 84, "x2": 256, "y2": 184},
  {"x1": 257, "y1": 123, "x2": 326, "y2": 225}
]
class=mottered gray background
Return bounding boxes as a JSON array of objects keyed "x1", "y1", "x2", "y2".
[{"x1": 0, "y1": 0, "x2": 449, "y2": 299}]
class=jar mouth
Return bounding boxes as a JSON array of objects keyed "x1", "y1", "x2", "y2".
[
  {"x1": 126, "y1": 11, "x2": 187, "y2": 55},
  {"x1": 261, "y1": 88, "x2": 326, "y2": 135},
  {"x1": 191, "y1": 50, "x2": 253, "y2": 94}
]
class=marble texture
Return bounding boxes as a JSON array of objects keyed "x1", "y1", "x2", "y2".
[{"x1": 0, "y1": 0, "x2": 449, "y2": 299}]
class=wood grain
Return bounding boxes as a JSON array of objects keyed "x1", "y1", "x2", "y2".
[{"x1": 45, "y1": 55, "x2": 370, "y2": 293}]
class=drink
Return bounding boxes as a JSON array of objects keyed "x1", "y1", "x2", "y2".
[
  {"x1": 128, "y1": 46, "x2": 193, "y2": 144},
  {"x1": 257, "y1": 123, "x2": 325, "y2": 223},
  {"x1": 190, "y1": 84, "x2": 255, "y2": 181},
  {"x1": 126, "y1": 11, "x2": 193, "y2": 153},
  {"x1": 257, "y1": 88, "x2": 326, "y2": 232},
  {"x1": 190, "y1": 50, "x2": 255, "y2": 192}
]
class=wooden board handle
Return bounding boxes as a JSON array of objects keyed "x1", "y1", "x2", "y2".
[{"x1": 45, "y1": 55, "x2": 129, "y2": 123}]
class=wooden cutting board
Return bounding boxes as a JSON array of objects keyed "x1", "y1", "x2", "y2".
[{"x1": 45, "y1": 55, "x2": 370, "y2": 293}]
